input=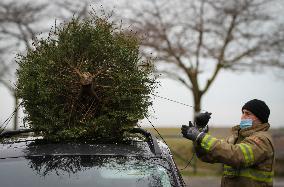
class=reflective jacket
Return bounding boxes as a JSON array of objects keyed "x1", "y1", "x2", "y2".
[{"x1": 195, "y1": 123, "x2": 274, "y2": 187}]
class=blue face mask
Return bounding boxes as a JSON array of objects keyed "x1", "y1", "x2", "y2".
[{"x1": 240, "y1": 119, "x2": 253, "y2": 129}]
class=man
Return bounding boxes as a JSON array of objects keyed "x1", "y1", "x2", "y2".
[{"x1": 181, "y1": 99, "x2": 274, "y2": 187}]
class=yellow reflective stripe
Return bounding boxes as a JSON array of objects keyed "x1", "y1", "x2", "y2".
[
  {"x1": 201, "y1": 134, "x2": 217, "y2": 152},
  {"x1": 238, "y1": 143, "x2": 254, "y2": 166},
  {"x1": 244, "y1": 143, "x2": 254, "y2": 164},
  {"x1": 246, "y1": 143, "x2": 254, "y2": 163},
  {"x1": 201, "y1": 134, "x2": 210, "y2": 150},
  {"x1": 207, "y1": 136, "x2": 217, "y2": 150},
  {"x1": 223, "y1": 166, "x2": 273, "y2": 183},
  {"x1": 238, "y1": 144, "x2": 250, "y2": 165},
  {"x1": 223, "y1": 165, "x2": 239, "y2": 175}
]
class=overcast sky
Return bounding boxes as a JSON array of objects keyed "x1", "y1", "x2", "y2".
[{"x1": 1, "y1": 0, "x2": 284, "y2": 130}]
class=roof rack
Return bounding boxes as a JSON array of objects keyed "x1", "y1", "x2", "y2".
[{"x1": 130, "y1": 128, "x2": 162, "y2": 157}]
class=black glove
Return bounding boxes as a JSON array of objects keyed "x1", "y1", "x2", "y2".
[
  {"x1": 201, "y1": 125, "x2": 209, "y2": 133},
  {"x1": 181, "y1": 121, "x2": 205, "y2": 143},
  {"x1": 195, "y1": 112, "x2": 212, "y2": 132}
]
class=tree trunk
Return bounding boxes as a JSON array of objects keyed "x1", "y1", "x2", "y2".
[
  {"x1": 192, "y1": 90, "x2": 203, "y2": 174},
  {"x1": 193, "y1": 90, "x2": 202, "y2": 113}
]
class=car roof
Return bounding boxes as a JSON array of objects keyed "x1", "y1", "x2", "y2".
[
  {"x1": 0, "y1": 128, "x2": 166, "y2": 159},
  {"x1": 0, "y1": 138, "x2": 158, "y2": 159}
]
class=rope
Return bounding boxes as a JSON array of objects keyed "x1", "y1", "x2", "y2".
[
  {"x1": 0, "y1": 102, "x2": 23, "y2": 134},
  {"x1": 145, "y1": 114, "x2": 196, "y2": 170},
  {"x1": 149, "y1": 93, "x2": 207, "y2": 170},
  {"x1": 180, "y1": 152, "x2": 196, "y2": 170},
  {"x1": 144, "y1": 115, "x2": 169, "y2": 147},
  {"x1": 152, "y1": 93, "x2": 208, "y2": 112},
  {"x1": 152, "y1": 94, "x2": 194, "y2": 108}
]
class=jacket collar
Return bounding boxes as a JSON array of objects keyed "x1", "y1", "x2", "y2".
[{"x1": 231, "y1": 123, "x2": 270, "y2": 137}]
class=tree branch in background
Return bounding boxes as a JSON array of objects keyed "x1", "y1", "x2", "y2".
[
  {"x1": 119, "y1": 0, "x2": 284, "y2": 114},
  {"x1": 0, "y1": 0, "x2": 99, "y2": 130}
]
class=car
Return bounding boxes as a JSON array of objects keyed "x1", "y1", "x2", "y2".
[{"x1": 0, "y1": 128, "x2": 185, "y2": 187}]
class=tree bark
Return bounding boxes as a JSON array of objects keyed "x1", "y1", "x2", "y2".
[{"x1": 192, "y1": 89, "x2": 202, "y2": 174}]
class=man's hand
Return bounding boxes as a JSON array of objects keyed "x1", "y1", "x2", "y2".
[{"x1": 181, "y1": 122, "x2": 205, "y2": 143}]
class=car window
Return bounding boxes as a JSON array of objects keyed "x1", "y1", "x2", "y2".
[{"x1": 0, "y1": 155, "x2": 173, "y2": 187}]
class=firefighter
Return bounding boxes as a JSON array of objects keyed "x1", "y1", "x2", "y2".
[{"x1": 181, "y1": 99, "x2": 274, "y2": 187}]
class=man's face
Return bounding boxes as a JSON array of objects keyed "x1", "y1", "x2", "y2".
[{"x1": 241, "y1": 109, "x2": 261, "y2": 125}]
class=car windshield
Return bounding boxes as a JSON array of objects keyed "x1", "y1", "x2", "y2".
[{"x1": 0, "y1": 155, "x2": 173, "y2": 187}]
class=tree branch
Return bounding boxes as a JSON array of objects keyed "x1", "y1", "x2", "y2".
[
  {"x1": 202, "y1": 12, "x2": 238, "y2": 94},
  {"x1": 157, "y1": 70, "x2": 192, "y2": 91},
  {"x1": 195, "y1": 0, "x2": 205, "y2": 70},
  {"x1": 151, "y1": 2, "x2": 191, "y2": 77}
]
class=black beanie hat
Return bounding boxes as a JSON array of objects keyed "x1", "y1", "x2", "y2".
[{"x1": 242, "y1": 99, "x2": 270, "y2": 123}]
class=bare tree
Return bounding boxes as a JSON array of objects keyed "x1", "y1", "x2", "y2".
[
  {"x1": 120, "y1": 0, "x2": 284, "y2": 114},
  {"x1": 0, "y1": 0, "x2": 51, "y2": 129},
  {"x1": 0, "y1": 0, "x2": 96, "y2": 130},
  {"x1": 51, "y1": 0, "x2": 92, "y2": 20}
]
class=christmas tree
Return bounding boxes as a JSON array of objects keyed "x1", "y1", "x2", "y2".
[{"x1": 16, "y1": 14, "x2": 156, "y2": 142}]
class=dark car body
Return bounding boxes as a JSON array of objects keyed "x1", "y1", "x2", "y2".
[{"x1": 0, "y1": 128, "x2": 185, "y2": 187}]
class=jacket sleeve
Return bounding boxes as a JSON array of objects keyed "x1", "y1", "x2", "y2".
[
  {"x1": 194, "y1": 134, "x2": 235, "y2": 163},
  {"x1": 194, "y1": 142, "x2": 216, "y2": 163},
  {"x1": 196, "y1": 133, "x2": 273, "y2": 168}
]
